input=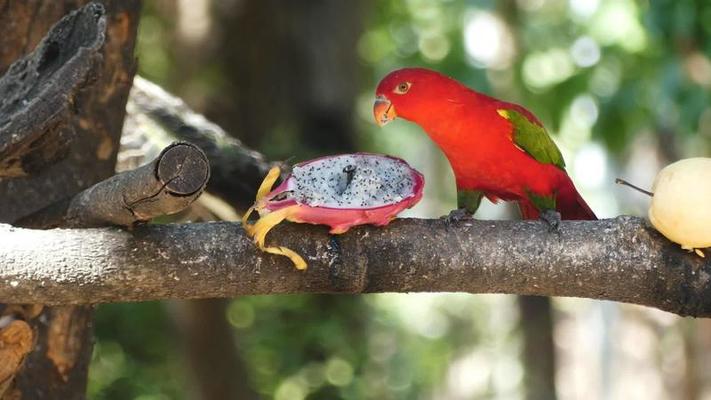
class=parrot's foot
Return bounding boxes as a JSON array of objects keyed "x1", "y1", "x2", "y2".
[
  {"x1": 444, "y1": 208, "x2": 473, "y2": 225},
  {"x1": 540, "y1": 209, "x2": 561, "y2": 232}
]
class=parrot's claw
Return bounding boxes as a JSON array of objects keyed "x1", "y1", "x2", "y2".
[
  {"x1": 444, "y1": 208, "x2": 472, "y2": 226},
  {"x1": 540, "y1": 209, "x2": 561, "y2": 232}
]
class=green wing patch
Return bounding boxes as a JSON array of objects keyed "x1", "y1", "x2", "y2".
[
  {"x1": 526, "y1": 189, "x2": 556, "y2": 211},
  {"x1": 497, "y1": 109, "x2": 565, "y2": 170}
]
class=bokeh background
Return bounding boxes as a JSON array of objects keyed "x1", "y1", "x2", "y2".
[{"x1": 89, "y1": 0, "x2": 711, "y2": 399}]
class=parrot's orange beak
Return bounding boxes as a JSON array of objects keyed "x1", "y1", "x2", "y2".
[{"x1": 374, "y1": 95, "x2": 397, "y2": 127}]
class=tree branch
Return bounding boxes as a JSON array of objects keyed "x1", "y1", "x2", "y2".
[
  {"x1": 0, "y1": 216, "x2": 708, "y2": 316},
  {"x1": 18, "y1": 142, "x2": 210, "y2": 229}
]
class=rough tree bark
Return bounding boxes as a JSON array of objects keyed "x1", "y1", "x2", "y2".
[
  {"x1": 0, "y1": 217, "x2": 709, "y2": 316},
  {"x1": 0, "y1": 2, "x2": 140, "y2": 399},
  {"x1": 0, "y1": 0, "x2": 140, "y2": 222},
  {"x1": 0, "y1": 320, "x2": 33, "y2": 396},
  {"x1": 0, "y1": 4, "x2": 104, "y2": 179}
]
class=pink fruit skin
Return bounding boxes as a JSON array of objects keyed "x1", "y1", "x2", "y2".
[{"x1": 261, "y1": 155, "x2": 424, "y2": 234}]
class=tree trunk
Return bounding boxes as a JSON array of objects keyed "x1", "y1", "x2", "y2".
[
  {"x1": 169, "y1": 299, "x2": 260, "y2": 400},
  {"x1": 204, "y1": 0, "x2": 364, "y2": 156},
  {"x1": 0, "y1": 1, "x2": 139, "y2": 398},
  {"x1": 518, "y1": 296, "x2": 557, "y2": 400}
]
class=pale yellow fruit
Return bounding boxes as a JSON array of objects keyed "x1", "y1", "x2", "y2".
[{"x1": 648, "y1": 158, "x2": 711, "y2": 256}]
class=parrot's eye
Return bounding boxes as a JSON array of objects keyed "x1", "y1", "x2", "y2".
[{"x1": 394, "y1": 82, "x2": 411, "y2": 94}]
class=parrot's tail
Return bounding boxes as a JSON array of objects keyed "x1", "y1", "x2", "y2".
[{"x1": 518, "y1": 177, "x2": 597, "y2": 221}]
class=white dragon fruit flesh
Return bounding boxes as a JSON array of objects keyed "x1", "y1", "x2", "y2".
[{"x1": 242, "y1": 153, "x2": 424, "y2": 269}]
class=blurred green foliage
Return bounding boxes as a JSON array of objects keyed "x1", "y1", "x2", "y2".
[
  {"x1": 90, "y1": 0, "x2": 710, "y2": 399},
  {"x1": 360, "y1": 0, "x2": 710, "y2": 155},
  {"x1": 89, "y1": 303, "x2": 186, "y2": 399}
]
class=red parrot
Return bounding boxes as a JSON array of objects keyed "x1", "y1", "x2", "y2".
[{"x1": 373, "y1": 67, "x2": 596, "y2": 224}]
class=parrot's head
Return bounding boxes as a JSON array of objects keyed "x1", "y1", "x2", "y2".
[{"x1": 373, "y1": 67, "x2": 465, "y2": 127}]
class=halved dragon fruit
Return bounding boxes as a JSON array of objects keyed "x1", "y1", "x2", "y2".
[{"x1": 242, "y1": 153, "x2": 424, "y2": 269}]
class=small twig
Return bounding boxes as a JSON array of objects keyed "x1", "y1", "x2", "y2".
[
  {"x1": 17, "y1": 142, "x2": 210, "y2": 228},
  {"x1": 615, "y1": 178, "x2": 654, "y2": 197},
  {"x1": 124, "y1": 77, "x2": 275, "y2": 211}
]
